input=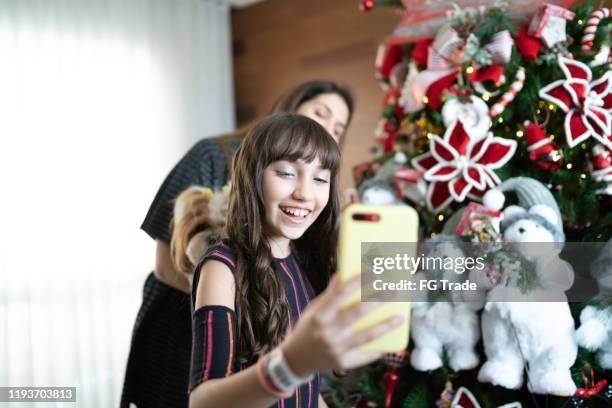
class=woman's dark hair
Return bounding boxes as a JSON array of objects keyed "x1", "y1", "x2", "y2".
[
  {"x1": 226, "y1": 112, "x2": 340, "y2": 367},
  {"x1": 271, "y1": 79, "x2": 355, "y2": 130}
]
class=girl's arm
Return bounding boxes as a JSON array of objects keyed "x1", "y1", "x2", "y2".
[
  {"x1": 190, "y1": 260, "x2": 280, "y2": 408},
  {"x1": 189, "y1": 366, "x2": 280, "y2": 408},
  {"x1": 190, "y1": 263, "x2": 404, "y2": 408}
]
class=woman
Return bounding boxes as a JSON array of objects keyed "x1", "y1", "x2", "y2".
[{"x1": 120, "y1": 80, "x2": 354, "y2": 408}]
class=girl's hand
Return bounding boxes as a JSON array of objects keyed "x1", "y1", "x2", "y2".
[{"x1": 281, "y1": 274, "x2": 405, "y2": 377}]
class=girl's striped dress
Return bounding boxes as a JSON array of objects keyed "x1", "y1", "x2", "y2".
[{"x1": 190, "y1": 243, "x2": 320, "y2": 408}]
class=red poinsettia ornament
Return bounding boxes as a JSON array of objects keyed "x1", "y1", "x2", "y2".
[
  {"x1": 539, "y1": 56, "x2": 612, "y2": 149},
  {"x1": 411, "y1": 121, "x2": 517, "y2": 212}
]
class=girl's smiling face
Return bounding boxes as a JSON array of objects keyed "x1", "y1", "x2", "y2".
[{"x1": 262, "y1": 157, "x2": 331, "y2": 256}]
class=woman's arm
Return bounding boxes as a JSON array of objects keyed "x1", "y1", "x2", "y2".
[
  {"x1": 318, "y1": 394, "x2": 329, "y2": 408},
  {"x1": 144, "y1": 139, "x2": 219, "y2": 294},
  {"x1": 154, "y1": 240, "x2": 190, "y2": 293}
]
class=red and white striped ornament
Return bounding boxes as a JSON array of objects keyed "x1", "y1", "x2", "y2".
[
  {"x1": 489, "y1": 67, "x2": 526, "y2": 117},
  {"x1": 581, "y1": 8, "x2": 612, "y2": 52}
]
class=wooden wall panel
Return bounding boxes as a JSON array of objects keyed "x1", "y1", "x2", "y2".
[{"x1": 232, "y1": 0, "x2": 400, "y2": 192}]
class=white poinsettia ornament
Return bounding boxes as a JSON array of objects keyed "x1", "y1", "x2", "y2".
[
  {"x1": 411, "y1": 121, "x2": 517, "y2": 212},
  {"x1": 539, "y1": 56, "x2": 612, "y2": 149},
  {"x1": 442, "y1": 95, "x2": 491, "y2": 140}
]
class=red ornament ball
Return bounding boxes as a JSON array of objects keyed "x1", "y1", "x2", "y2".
[{"x1": 360, "y1": 0, "x2": 375, "y2": 11}]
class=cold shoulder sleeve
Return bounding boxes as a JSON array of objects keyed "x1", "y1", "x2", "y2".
[
  {"x1": 189, "y1": 305, "x2": 239, "y2": 391},
  {"x1": 189, "y1": 243, "x2": 239, "y2": 392}
]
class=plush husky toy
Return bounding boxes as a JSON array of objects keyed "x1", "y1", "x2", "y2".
[
  {"x1": 410, "y1": 235, "x2": 481, "y2": 372},
  {"x1": 478, "y1": 178, "x2": 577, "y2": 396},
  {"x1": 575, "y1": 239, "x2": 612, "y2": 369}
]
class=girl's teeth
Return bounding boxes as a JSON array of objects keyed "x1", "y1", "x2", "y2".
[{"x1": 282, "y1": 207, "x2": 308, "y2": 217}]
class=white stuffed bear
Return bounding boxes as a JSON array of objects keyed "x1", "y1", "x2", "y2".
[
  {"x1": 575, "y1": 239, "x2": 612, "y2": 369},
  {"x1": 477, "y1": 199, "x2": 577, "y2": 396},
  {"x1": 410, "y1": 235, "x2": 480, "y2": 372}
]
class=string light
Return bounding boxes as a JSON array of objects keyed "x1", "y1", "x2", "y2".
[
  {"x1": 466, "y1": 66, "x2": 474, "y2": 74},
  {"x1": 580, "y1": 173, "x2": 587, "y2": 179},
  {"x1": 551, "y1": 151, "x2": 562, "y2": 162},
  {"x1": 549, "y1": 134, "x2": 555, "y2": 140},
  {"x1": 437, "y1": 214, "x2": 445, "y2": 222},
  {"x1": 516, "y1": 130, "x2": 524, "y2": 137},
  {"x1": 566, "y1": 163, "x2": 573, "y2": 170},
  {"x1": 498, "y1": 117, "x2": 504, "y2": 123},
  {"x1": 482, "y1": 93, "x2": 490, "y2": 101},
  {"x1": 594, "y1": 52, "x2": 606, "y2": 64},
  {"x1": 426, "y1": 132, "x2": 433, "y2": 139},
  {"x1": 548, "y1": 104, "x2": 555, "y2": 110},
  {"x1": 422, "y1": 96, "x2": 429, "y2": 104},
  {"x1": 577, "y1": 19, "x2": 583, "y2": 25},
  {"x1": 581, "y1": 143, "x2": 587, "y2": 150}
]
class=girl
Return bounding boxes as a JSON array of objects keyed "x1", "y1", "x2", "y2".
[
  {"x1": 189, "y1": 112, "x2": 404, "y2": 408},
  {"x1": 121, "y1": 80, "x2": 354, "y2": 408}
]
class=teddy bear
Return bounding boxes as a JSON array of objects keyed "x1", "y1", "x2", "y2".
[
  {"x1": 477, "y1": 177, "x2": 577, "y2": 396},
  {"x1": 357, "y1": 178, "x2": 402, "y2": 206},
  {"x1": 410, "y1": 234, "x2": 481, "y2": 372},
  {"x1": 171, "y1": 185, "x2": 229, "y2": 284},
  {"x1": 575, "y1": 238, "x2": 612, "y2": 369}
]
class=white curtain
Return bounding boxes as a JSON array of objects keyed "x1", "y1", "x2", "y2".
[{"x1": 0, "y1": 0, "x2": 234, "y2": 406}]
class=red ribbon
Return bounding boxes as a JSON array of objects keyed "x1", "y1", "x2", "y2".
[{"x1": 412, "y1": 27, "x2": 513, "y2": 111}]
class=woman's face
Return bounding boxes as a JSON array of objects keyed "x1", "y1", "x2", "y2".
[{"x1": 296, "y1": 93, "x2": 350, "y2": 144}]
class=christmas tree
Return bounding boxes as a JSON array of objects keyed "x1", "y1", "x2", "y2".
[{"x1": 342, "y1": 0, "x2": 612, "y2": 406}]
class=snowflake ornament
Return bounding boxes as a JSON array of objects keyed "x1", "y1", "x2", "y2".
[
  {"x1": 539, "y1": 56, "x2": 612, "y2": 149},
  {"x1": 412, "y1": 121, "x2": 517, "y2": 212}
]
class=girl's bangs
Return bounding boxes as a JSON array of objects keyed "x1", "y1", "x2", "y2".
[{"x1": 268, "y1": 122, "x2": 340, "y2": 174}]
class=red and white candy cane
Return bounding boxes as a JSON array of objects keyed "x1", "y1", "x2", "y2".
[
  {"x1": 489, "y1": 67, "x2": 525, "y2": 117},
  {"x1": 582, "y1": 8, "x2": 611, "y2": 51}
]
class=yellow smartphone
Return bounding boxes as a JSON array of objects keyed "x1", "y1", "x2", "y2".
[{"x1": 338, "y1": 204, "x2": 418, "y2": 352}]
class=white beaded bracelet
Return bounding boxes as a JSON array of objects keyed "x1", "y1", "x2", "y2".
[{"x1": 266, "y1": 348, "x2": 311, "y2": 393}]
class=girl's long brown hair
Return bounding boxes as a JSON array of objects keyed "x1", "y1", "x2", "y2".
[
  {"x1": 171, "y1": 80, "x2": 352, "y2": 276},
  {"x1": 227, "y1": 112, "x2": 340, "y2": 366}
]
